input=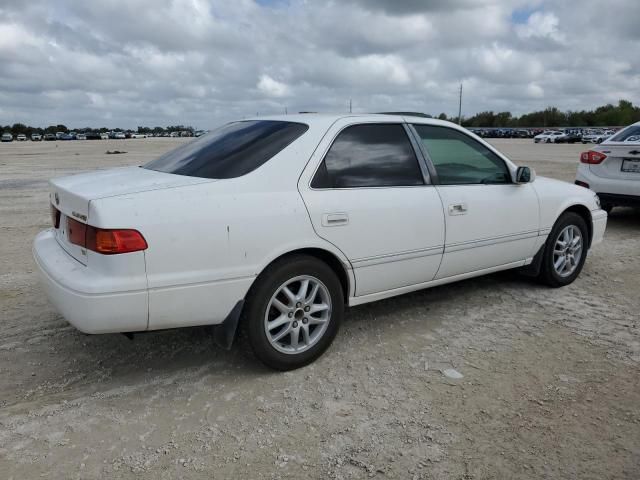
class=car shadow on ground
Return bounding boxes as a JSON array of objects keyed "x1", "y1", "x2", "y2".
[
  {"x1": 59, "y1": 268, "x2": 537, "y2": 383},
  {"x1": 605, "y1": 207, "x2": 640, "y2": 231}
]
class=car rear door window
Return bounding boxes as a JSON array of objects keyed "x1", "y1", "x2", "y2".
[
  {"x1": 144, "y1": 120, "x2": 308, "y2": 179},
  {"x1": 311, "y1": 124, "x2": 424, "y2": 188},
  {"x1": 412, "y1": 125, "x2": 511, "y2": 185}
]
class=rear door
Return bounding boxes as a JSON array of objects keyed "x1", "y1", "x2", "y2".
[
  {"x1": 298, "y1": 119, "x2": 445, "y2": 297},
  {"x1": 410, "y1": 124, "x2": 539, "y2": 279}
]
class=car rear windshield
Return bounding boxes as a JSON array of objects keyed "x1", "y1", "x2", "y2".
[
  {"x1": 143, "y1": 120, "x2": 308, "y2": 179},
  {"x1": 609, "y1": 126, "x2": 640, "y2": 142}
]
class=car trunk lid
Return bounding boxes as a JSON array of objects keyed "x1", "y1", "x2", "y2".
[
  {"x1": 591, "y1": 143, "x2": 640, "y2": 180},
  {"x1": 49, "y1": 167, "x2": 213, "y2": 265}
]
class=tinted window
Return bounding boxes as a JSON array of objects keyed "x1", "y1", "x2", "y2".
[
  {"x1": 610, "y1": 126, "x2": 640, "y2": 142},
  {"x1": 413, "y1": 125, "x2": 510, "y2": 185},
  {"x1": 144, "y1": 120, "x2": 308, "y2": 179},
  {"x1": 311, "y1": 124, "x2": 424, "y2": 188}
]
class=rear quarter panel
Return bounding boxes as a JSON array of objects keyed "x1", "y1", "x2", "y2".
[{"x1": 88, "y1": 121, "x2": 353, "y2": 329}]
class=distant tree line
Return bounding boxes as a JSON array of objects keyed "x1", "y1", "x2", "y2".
[
  {"x1": 449, "y1": 99, "x2": 640, "y2": 128},
  {"x1": 0, "y1": 123, "x2": 195, "y2": 137},
  {"x1": 3, "y1": 100, "x2": 639, "y2": 134}
]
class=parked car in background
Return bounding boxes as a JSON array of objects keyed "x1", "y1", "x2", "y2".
[
  {"x1": 60, "y1": 133, "x2": 75, "y2": 140},
  {"x1": 55, "y1": 132, "x2": 65, "y2": 140},
  {"x1": 85, "y1": 132, "x2": 101, "y2": 140},
  {"x1": 591, "y1": 131, "x2": 615, "y2": 144},
  {"x1": 16, "y1": 133, "x2": 27, "y2": 141},
  {"x1": 114, "y1": 132, "x2": 126, "y2": 139},
  {"x1": 44, "y1": 134, "x2": 56, "y2": 141},
  {"x1": 1, "y1": 132, "x2": 13, "y2": 142},
  {"x1": 35, "y1": 114, "x2": 606, "y2": 370},
  {"x1": 100, "y1": 133, "x2": 109, "y2": 140},
  {"x1": 76, "y1": 133, "x2": 87, "y2": 140},
  {"x1": 130, "y1": 133, "x2": 147, "y2": 138},
  {"x1": 534, "y1": 130, "x2": 566, "y2": 143},
  {"x1": 556, "y1": 130, "x2": 582, "y2": 144},
  {"x1": 31, "y1": 133, "x2": 42, "y2": 141},
  {"x1": 576, "y1": 121, "x2": 640, "y2": 213},
  {"x1": 581, "y1": 129, "x2": 605, "y2": 143}
]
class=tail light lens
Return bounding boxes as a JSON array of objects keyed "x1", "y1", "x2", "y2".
[
  {"x1": 67, "y1": 217, "x2": 147, "y2": 254},
  {"x1": 580, "y1": 150, "x2": 607, "y2": 164},
  {"x1": 51, "y1": 204, "x2": 61, "y2": 229}
]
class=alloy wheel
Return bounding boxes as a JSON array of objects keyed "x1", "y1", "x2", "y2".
[
  {"x1": 264, "y1": 275, "x2": 332, "y2": 354},
  {"x1": 552, "y1": 225, "x2": 583, "y2": 277}
]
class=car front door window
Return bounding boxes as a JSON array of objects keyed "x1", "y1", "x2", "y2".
[{"x1": 412, "y1": 125, "x2": 511, "y2": 185}]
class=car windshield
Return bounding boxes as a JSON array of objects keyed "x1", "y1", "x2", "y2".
[
  {"x1": 144, "y1": 120, "x2": 308, "y2": 179},
  {"x1": 609, "y1": 126, "x2": 640, "y2": 142}
]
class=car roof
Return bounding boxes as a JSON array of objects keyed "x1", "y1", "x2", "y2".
[{"x1": 243, "y1": 112, "x2": 465, "y2": 130}]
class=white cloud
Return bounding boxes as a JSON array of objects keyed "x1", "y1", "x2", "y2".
[
  {"x1": 257, "y1": 74, "x2": 291, "y2": 98},
  {"x1": 516, "y1": 11, "x2": 564, "y2": 43}
]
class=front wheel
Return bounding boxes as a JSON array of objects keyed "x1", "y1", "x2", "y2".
[
  {"x1": 243, "y1": 255, "x2": 344, "y2": 370},
  {"x1": 538, "y1": 212, "x2": 589, "y2": 287}
]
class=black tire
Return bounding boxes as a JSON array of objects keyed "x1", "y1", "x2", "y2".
[
  {"x1": 243, "y1": 255, "x2": 344, "y2": 370},
  {"x1": 538, "y1": 212, "x2": 589, "y2": 288}
]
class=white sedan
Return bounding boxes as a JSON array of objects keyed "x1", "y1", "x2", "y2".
[
  {"x1": 34, "y1": 114, "x2": 607, "y2": 370},
  {"x1": 534, "y1": 130, "x2": 566, "y2": 143},
  {"x1": 576, "y1": 121, "x2": 640, "y2": 212}
]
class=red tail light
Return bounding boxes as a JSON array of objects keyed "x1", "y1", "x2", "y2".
[
  {"x1": 580, "y1": 150, "x2": 607, "y2": 164},
  {"x1": 51, "y1": 204, "x2": 61, "y2": 229},
  {"x1": 67, "y1": 217, "x2": 147, "y2": 254}
]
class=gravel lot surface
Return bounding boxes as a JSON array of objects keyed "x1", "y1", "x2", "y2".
[{"x1": 1, "y1": 138, "x2": 638, "y2": 479}]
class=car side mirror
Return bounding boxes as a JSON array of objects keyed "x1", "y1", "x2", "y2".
[{"x1": 515, "y1": 166, "x2": 535, "y2": 184}]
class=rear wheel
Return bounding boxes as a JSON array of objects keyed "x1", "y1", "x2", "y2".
[
  {"x1": 243, "y1": 255, "x2": 344, "y2": 370},
  {"x1": 538, "y1": 212, "x2": 588, "y2": 287}
]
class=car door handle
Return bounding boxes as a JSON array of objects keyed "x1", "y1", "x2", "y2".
[
  {"x1": 322, "y1": 213, "x2": 349, "y2": 227},
  {"x1": 448, "y1": 203, "x2": 468, "y2": 215}
]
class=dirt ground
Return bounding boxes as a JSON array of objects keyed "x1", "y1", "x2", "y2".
[{"x1": 0, "y1": 138, "x2": 638, "y2": 479}]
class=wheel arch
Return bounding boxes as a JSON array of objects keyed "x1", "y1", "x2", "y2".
[
  {"x1": 253, "y1": 247, "x2": 353, "y2": 303},
  {"x1": 562, "y1": 204, "x2": 593, "y2": 247}
]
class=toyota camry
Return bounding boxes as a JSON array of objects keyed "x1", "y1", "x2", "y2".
[{"x1": 34, "y1": 114, "x2": 607, "y2": 370}]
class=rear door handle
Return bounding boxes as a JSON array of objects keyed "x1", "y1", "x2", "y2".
[
  {"x1": 448, "y1": 203, "x2": 468, "y2": 215},
  {"x1": 322, "y1": 213, "x2": 349, "y2": 227}
]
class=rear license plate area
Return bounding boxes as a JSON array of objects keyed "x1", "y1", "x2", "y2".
[{"x1": 621, "y1": 158, "x2": 640, "y2": 173}]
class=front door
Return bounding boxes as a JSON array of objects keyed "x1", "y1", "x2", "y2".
[
  {"x1": 299, "y1": 120, "x2": 445, "y2": 296},
  {"x1": 410, "y1": 124, "x2": 539, "y2": 279}
]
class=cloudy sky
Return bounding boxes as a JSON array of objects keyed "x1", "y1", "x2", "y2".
[{"x1": 0, "y1": 0, "x2": 638, "y2": 129}]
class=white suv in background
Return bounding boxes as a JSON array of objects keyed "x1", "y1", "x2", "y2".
[{"x1": 576, "y1": 121, "x2": 640, "y2": 212}]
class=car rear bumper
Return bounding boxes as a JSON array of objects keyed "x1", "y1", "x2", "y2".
[
  {"x1": 576, "y1": 165, "x2": 640, "y2": 199},
  {"x1": 33, "y1": 229, "x2": 148, "y2": 334},
  {"x1": 597, "y1": 193, "x2": 640, "y2": 208}
]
